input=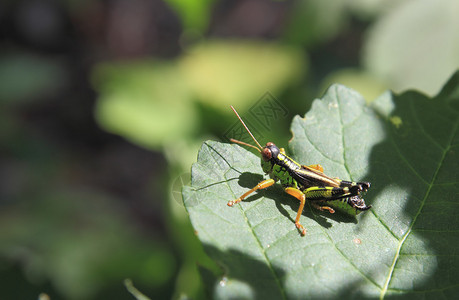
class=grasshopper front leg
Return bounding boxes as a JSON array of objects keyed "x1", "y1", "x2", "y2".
[{"x1": 228, "y1": 179, "x2": 275, "y2": 206}]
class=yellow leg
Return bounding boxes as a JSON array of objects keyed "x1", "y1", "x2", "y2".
[
  {"x1": 228, "y1": 179, "x2": 275, "y2": 206},
  {"x1": 311, "y1": 203, "x2": 335, "y2": 214},
  {"x1": 285, "y1": 187, "x2": 307, "y2": 236},
  {"x1": 307, "y1": 164, "x2": 324, "y2": 173}
]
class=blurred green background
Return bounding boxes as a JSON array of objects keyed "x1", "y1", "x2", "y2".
[{"x1": 1, "y1": 0, "x2": 458, "y2": 299}]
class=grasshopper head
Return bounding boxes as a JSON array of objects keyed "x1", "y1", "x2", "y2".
[
  {"x1": 262, "y1": 142, "x2": 280, "y2": 162},
  {"x1": 261, "y1": 142, "x2": 281, "y2": 174}
]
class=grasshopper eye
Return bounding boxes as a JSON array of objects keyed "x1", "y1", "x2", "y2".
[{"x1": 262, "y1": 148, "x2": 272, "y2": 161}]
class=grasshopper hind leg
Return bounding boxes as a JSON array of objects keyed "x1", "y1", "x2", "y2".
[
  {"x1": 284, "y1": 187, "x2": 307, "y2": 236},
  {"x1": 311, "y1": 202, "x2": 335, "y2": 214}
]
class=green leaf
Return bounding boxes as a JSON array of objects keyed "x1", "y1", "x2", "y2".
[
  {"x1": 284, "y1": 0, "x2": 348, "y2": 46},
  {"x1": 92, "y1": 61, "x2": 197, "y2": 150},
  {"x1": 179, "y1": 40, "x2": 306, "y2": 112},
  {"x1": 164, "y1": 0, "x2": 214, "y2": 32},
  {"x1": 183, "y1": 72, "x2": 459, "y2": 298}
]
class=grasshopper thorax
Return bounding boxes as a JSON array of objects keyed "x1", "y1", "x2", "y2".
[{"x1": 262, "y1": 142, "x2": 280, "y2": 162}]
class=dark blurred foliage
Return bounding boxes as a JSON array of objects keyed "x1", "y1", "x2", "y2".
[
  {"x1": 0, "y1": 0, "x2": 457, "y2": 299},
  {"x1": 0, "y1": 0, "x2": 179, "y2": 299}
]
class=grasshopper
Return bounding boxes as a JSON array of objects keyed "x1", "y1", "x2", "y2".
[{"x1": 228, "y1": 106, "x2": 371, "y2": 236}]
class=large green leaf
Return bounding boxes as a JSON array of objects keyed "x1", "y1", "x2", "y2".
[{"x1": 183, "y1": 72, "x2": 459, "y2": 299}]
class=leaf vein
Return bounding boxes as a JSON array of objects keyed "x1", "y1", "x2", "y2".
[{"x1": 380, "y1": 115, "x2": 459, "y2": 299}]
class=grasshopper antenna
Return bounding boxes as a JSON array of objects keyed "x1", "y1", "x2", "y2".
[
  {"x1": 230, "y1": 106, "x2": 263, "y2": 152},
  {"x1": 229, "y1": 138, "x2": 261, "y2": 152}
]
